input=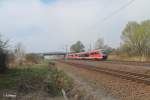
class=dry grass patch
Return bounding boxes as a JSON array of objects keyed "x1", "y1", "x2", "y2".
[{"x1": 0, "y1": 62, "x2": 73, "y2": 99}]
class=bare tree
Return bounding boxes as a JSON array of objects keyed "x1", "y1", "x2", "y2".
[
  {"x1": 0, "y1": 34, "x2": 9, "y2": 73},
  {"x1": 70, "y1": 41, "x2": 85, "y2": 53},
  {"x1": 95, "y1": 38, "x2": 104, "y2": 49},
  {"x1": 95, "y1": 38, "x2": 111, "y2": 50},
  {"x1": 14, "y1": 43, "x2": 25, "y2": 65}
]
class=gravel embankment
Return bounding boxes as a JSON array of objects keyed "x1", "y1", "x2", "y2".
[
  {"x1": 67, "y1": 60, "x2": 150, "y2": 75},
  {"x1": 56, "y1": 61, "x2": 150, "y2": 100}
]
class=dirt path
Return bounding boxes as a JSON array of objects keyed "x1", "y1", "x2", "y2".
[{"x1": 56, "y1": 61, "x2": 150, "y2": 100}]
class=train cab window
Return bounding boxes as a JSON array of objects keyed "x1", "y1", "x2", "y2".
[{"x1": 101, "y1": 50, "x2": 107, "y2": 55}]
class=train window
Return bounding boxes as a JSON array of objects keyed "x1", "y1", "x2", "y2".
[
  {"x1": 90, "y1": 52, "x2": 95, "y2": 55},
  {"x1": 95, "y1": 52, "x2": 99, "y2": 54},
  {"x1": 84, "y1": 54, "x2": 89, "y2": 57},
  {"x1": 79, "y1": 53, "x2": 89, "y2": 57},
  {"x1": 75, "y1": 54, "x2": 78, "y2": 56},
  {"x1": 79, "y1": 54, "x2": 83, "y2": 57},
  {"x1": 79, "y1": 54, "x2": 82, "y2": 57}
]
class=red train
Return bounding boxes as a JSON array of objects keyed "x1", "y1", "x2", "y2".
[{"x1": 65, "y1": 49, "x2": 110, "y2": 60}]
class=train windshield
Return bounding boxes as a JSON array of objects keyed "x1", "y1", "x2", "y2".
[
  {"x1": 101, "y1": 50, "x2": 107, "y2": 55},
  {"x1": 101, "y1": 50, "x2": 112, "y2": 55}
]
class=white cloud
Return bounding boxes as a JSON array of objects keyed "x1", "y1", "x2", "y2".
[{"x1": 0, "y1": 0, "x2": 150, "y2": 52}]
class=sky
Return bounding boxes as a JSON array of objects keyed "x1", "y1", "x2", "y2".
[{"x1": 0, "y1": 0, "x2": 150, "y2": 53}]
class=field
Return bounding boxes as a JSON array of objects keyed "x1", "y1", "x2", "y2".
[{"x1": 0, "y1": 62, "x2": 73, "y2": 100}]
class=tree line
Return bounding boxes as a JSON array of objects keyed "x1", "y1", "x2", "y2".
[
  {"x1": 70, "y1": 38, "x2": 111, "y2": 53},
  {"x1": 0, "y1": 37, "x2": 43, "y2": 73},
  {"x1": 0, "y1": 35, "x2": 9, "y2": 73},
  {"x1": 116, "y1": 20, "x2": 150, "y2": 60}
]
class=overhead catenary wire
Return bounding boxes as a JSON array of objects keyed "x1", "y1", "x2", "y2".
[
  {"x1": 102, "y1": 0, "x2": 136, "y2": 21},
  {"x1": 89, "y1": 0, "x2": 136, "y2": 33}
]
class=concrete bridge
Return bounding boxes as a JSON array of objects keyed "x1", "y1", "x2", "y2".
[
  {"x1": 43, "y1": 52, "x2": 66, "y2": 56},
  {"x1": 40, "y1": 52, "x2": 67, "y2": 59}
]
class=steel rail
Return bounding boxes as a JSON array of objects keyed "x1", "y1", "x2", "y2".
[{"x1": 59, "y1": 60, "x2": 150, "y2": 85}]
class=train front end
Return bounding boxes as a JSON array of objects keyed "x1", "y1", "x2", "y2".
[{"x1": 100, "y1": 49, "x2": 112, "y2": 60}]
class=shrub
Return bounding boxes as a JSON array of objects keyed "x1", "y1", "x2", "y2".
[
  {"x1": 16, "y1": 63, "x2": 73, "y2": 97},
  {"x1": 0, "y1": 51, "x2": 8, "y2": 73},
  {"x1": 25, "y1": 53, "x2": 43, "y2": 64},
  {"x1": 17, "y1": 65, "x2": 49, "y2": 93},
  {"x1": 44, "y1": 67, "x2": 73, "y2": 96}
]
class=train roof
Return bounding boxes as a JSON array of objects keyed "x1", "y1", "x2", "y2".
[{"x1": 68, "y1": 49, "x2": 107, "y2": 55}]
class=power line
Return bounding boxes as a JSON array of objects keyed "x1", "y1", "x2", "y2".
[
  {"x1": 89, "y1": 0, "x2": 136, "y2": 31},
  {"x1": 102, "y1": 0, "x2": 136, "y2": 21},
  {"x1": 85, "y1": 0, "x2": 137, "y2": 35}
]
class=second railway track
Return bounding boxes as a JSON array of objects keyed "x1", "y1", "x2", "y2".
[{"x1": 59, "y1": 60, "x2": 150, "y2": 85}]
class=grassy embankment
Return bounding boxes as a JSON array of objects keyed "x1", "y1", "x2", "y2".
[
  {"x1": 0, "y1": 61, "x2": 73, "y2": 99},
  {"x1": 108, "y1": 54, "x2": 150, "y2": 62}
]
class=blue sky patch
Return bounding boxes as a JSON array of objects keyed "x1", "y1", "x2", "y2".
[{"x1": 40, "y1": 0, "x2": 56, "y2": 5}]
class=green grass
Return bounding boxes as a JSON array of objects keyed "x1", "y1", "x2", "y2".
[
  {"x1": 0, "y1": 63, "x2": 49, "y2": 90},
  {"x1": 0, "y1": 62, "x2": 73, "y2": 97},
  {"x1": 108, "y1": 54, "x2": 150, "y2": 62},
  {"x1": 105, "y1": 60, "x2": 113, "y2": 62}
]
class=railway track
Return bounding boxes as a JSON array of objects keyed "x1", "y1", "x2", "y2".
[
  {"x1": 73, "y1": 60, "x2": 150, "y2": 67},
  {"x1": 59, "y1": 60, "x2": 150, "y2": 85},
  {"x1": 103, "y1": 60, "x2": 150, "y2": 67}
]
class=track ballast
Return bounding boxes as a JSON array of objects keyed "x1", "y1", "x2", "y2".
[{"x1": 59, "y1": 60, "x2": 150, "y2": 85}]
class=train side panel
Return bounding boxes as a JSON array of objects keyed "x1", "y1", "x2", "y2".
[{"x1": 65, "y1": 49, "x2": 110, "y2": 60}]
